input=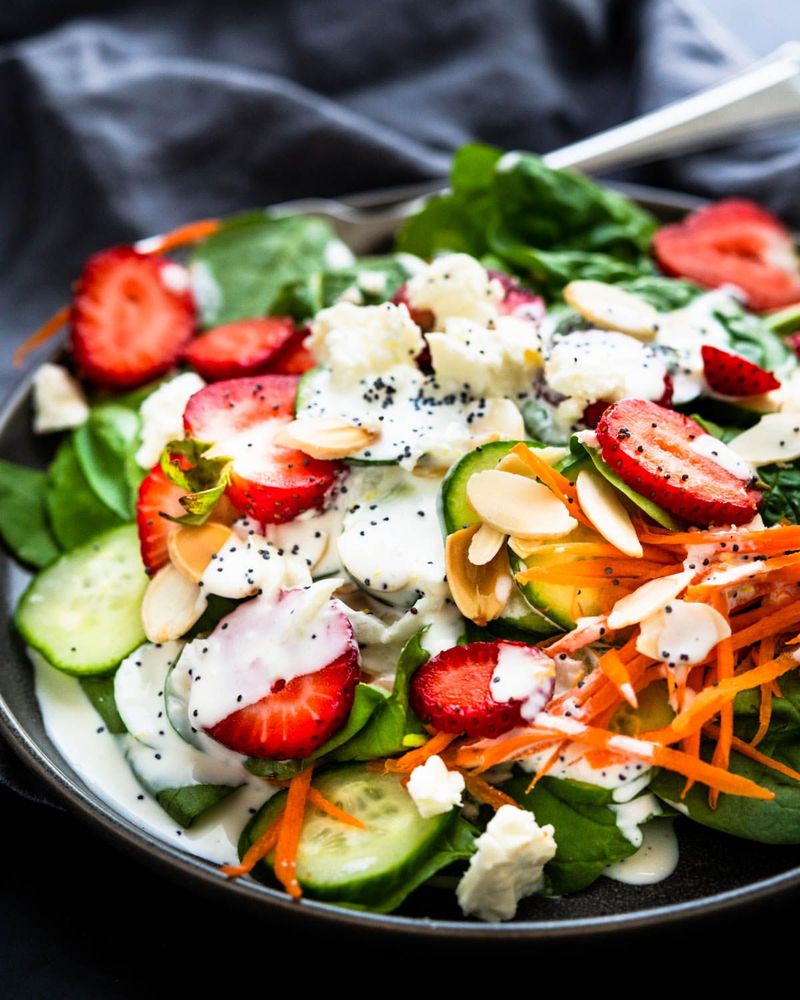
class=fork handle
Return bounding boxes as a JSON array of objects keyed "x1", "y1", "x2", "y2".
[{"x1": 543, "y1": 43, "x2": 800, "y2": 174}]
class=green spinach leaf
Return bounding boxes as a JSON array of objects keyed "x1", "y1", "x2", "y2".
[
  {"x1": 73, "y1": 404, "x2": 142, "y2": 520},
  {"x1": 331, "y1": 628, "x2": 429, "y2": 761},
  {"x1": 46, "y1": 439, "x2": 126, "y2": 550},
  {"x1": 0, "y1": 459, "x2": 60, "y2": 567},
  {"x1": 79, "y1": 675, "x2": 127, "y2": 734},
  {"x1": 156, "y1": 784, "x2": 240, "y2": 829},
  {"x1": 757, "y1": 461, "x2": 800, "y2": 527},
  {"x1": 160, "y1": 438, "x2": 232, "y2": 524},
  {"x1": 191, "y1": 212, "x2": 341, "y2": 326},
  {"x1": 244, "y1": 683, "x2": 387, "y2": 779}
]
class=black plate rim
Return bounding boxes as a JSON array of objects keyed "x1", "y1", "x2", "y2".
[{"x1": 1, "y1": 178, "x2": 798, "y2": 938}]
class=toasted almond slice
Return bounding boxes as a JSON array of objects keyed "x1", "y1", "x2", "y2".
[
  {"x1": 167, "y1": 522, "x2": 234, "y2": 583},
  {"x1": 564, "y1": 280, "x2": 660, "y2": 341},
  {"x1": 575, "y1": 470, "x2": 643, "y2": 558},
  {"x1": 466, "y1": 469, "x2": 577, "y2": 540},
  {"x1": 274, "y1": 417, "x2": 380, "y2": 460},
  {"x1": 729, "y1": 412, "x2": 800, "y2": 465},
  {"x1": 141, "y1": 564, "x2": 208, "y2": 643},
  {"x1": 446, "y1": 523, "x2": 513, "y2": 625},
  {"x1": 495, "y1": 446, "x2": 570, "y2": 479},
  {"x1": 468, "y1": 523, "x2": 506, "y2": 566},
  {"x1": 508, "y1": 535, "x2": 549, "y2": 559},
  {"x1": 636, "y1": 599, "x2": 730, "y2": 664},
  {"x1": 469, "y1": 398, "x2": 525, "y2": 442},
  {"x1": 606, "y1": 569, "x2": 694, "y2": 631}
]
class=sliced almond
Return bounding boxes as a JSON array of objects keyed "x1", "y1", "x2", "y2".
[
  {"x1": 446, "y1": 523, "x2": 513, "y2": 625},
  {"x1": 606, "y1": 570, "x2": 694, "y2": 631},
  {"x1": 564, "y1": 280, "x2": 660, "y2": 341},
  {"x1": 469, "y1": 398, "x2": 525, "y2": 443},
  {"x1": 636, "y1": 600, "x2": 731, "y2": 664},
  {"x1": 575, "y1": 470, "x2": 643, "y2": 558},
  {"x1": 167, "y1": 522, "x2": 234, "y2": 583},
  {"x1": 466, "y1": 469, "x2": 577, "y2": 540},
  {"x1": 468, "y1": 523, "x2": 506, "y2": 565},
  {"x1": 274, "y1": 417, "x2": 380, "y2": 460},
  {"x1": 729, "y1": 413, "x2": 800, "y2": 465},
  {"x1": 141, "y1": 564, "x2": 208, "y2": 643}
]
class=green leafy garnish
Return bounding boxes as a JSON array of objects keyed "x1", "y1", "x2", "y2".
[
  {"x1": 271, "y1": 256, "x2": 411, "y2": 321},
  {"x1": 73, "y1": 404, "x2": 142, "y2": 520},
  {"x1": 0, "y1": 459, "x2": 60, "y2": 567},
  {"x1": 160, "y1": 439, "x2": 232, "y2": 525},
  {"x1": 156, "y1": 784, "x2": 240, "y2": 829},
  {"x1": 46, "y1": 439, "x2": 127, "y2": 550},
  {"x1": 79, "y1": 675, "x2": 127, "y2": 735}
]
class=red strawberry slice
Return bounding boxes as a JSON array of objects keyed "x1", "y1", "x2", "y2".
[
  {"x1": 71, "y1": 246, "x2": 195, "y2": 388},
  {"x1": 582, "y1": 374, "x2": 674, "y2": 429},
  {"x1": 410, "y1": 641, "x2": 555, "y2": 739},
  {"x1": 136, "y1": 464, "x2": 188, "y2": 575},
  {"x1": 596, "y1": 399, "x2": 761, "y2": 526},
  {"x1": 652, "y1": 200, "x2": 800, "y2": 312},
  {"x1": 701, "y1": 345, "x2": 780, "y2": 397},
  {"x1": 183, "y1": 375, "x2": 340, "y2": 524},
  {"x1": 490, "y1": 271, "x2": 546, "y2": 321},
  {"x1": 183, "y1": 317, "x2": 298, "y2": 381},
  {"x1": 266, "y1": 327, "x2": 317, "y2": 375}
]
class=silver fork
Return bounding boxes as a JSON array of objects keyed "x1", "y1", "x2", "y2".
[{"x1": 268, "y1": 43, "x2": 800, "y2": 252}]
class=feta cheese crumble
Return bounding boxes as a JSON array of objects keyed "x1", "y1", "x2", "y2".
[
  {"x1": 406, "y1": 754, "x2": 465, "y2": 818},
  {"x1": 545, "y1": 330, "x2": 668, "y2": 404},
  {"x1": 457, "y1": 805, "x2": 556, "y2": 921},
  {"x1": 405, "y1": 253, "x2": 504, "y2": 328},
  {"x1": 135, "y1": 372, "x2": 206, "y2": 468},
  {"x1": 32, "y1": 363, "x2": 89, "y2": 433}
]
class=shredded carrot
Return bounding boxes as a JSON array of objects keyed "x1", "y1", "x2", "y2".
[
  {"x1": 462, "y1": 773, "x2": 519, "y2": 810},
  {"x1": 580, "y1": 654, "x2": 654, "y2": 723},
  {"x1": 383, "y1": 731, "x2": 458, "y2": 774},
  {"x1": 139, "y1": 217, "x2": 220, "y2": 255},
  {"x1": 751, "y1": 638, "x2": 777, "y2": 748},
  {"x1": 454, "y1": 731, "x2": 561, "y2": 772},
  {"x1": 307, "y1": 788, "x2": 366, "y2": 829},
  {"x1": 584, "y1": 748, "x2": 626, "y2": 769},
  {"x1": 598, "y1": 648, "x2": 638, "y2": 708},
  {"x1": 730, "y1": 600, "x2": 800, "y2": 652},
  {"x1": 525, "y1": 742, "x2": 565, "y2": 792},
  {"x1": 639, "y1": 524, "x2": 800, "y2": 555},
  {"x1": 705, "y1": 723, "x2": 800, "y2": 785},
  {"x1": 273, "y1": 765, "x2": 315, "y2": 900},
  {"x1": 680, "y1": 729, "x2": 701, "y2": 798},
  {"x1": 510, "y1": 443, "x2": 594, "y2": 528},
  {"x1": 12, "y1": 305, "x2": 71, "y2": 368},
  {"x1": 220, "y1": 810, "x2": 284, "y2": 878},
  {"x1": 708, "y1": 593, "x2": 734, "y2": 809}
]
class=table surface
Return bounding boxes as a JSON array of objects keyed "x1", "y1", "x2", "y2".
[{"x1": 3, "y1": 2, "x2": 800, "y2": 989}]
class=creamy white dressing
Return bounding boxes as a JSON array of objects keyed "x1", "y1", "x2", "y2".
[
  {"x1": 636, "y1": 599, "x2": 731, "y2": 666},
  {"x1": 689, "y1": 433, "x2": 753, "y2": 480},
  {"x1": 33, "y1": 651, "x2": 272, "y2": 865},
  {"x1": 490, "y1": 644, "x2": 555, "y2": 721},
  {"x1": 603, "y1": 818, "x2": 679, "y2": 885}
]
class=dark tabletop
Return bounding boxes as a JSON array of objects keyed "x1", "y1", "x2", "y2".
[{"x1": 2, "y1": 1, "x2": 800, "y2": 989}]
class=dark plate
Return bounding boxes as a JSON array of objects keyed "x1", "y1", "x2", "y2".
[{"x1": 1, "y1": 181, "x2": 799, "y2": 939}]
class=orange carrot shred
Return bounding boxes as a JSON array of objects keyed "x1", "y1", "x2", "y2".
[
  {"x1": 220, "y1": 810, "x2": 284, "y2": 878},
  {"x1": 598, "y1": 648, "x2": 638, "y2": 708},
  {"x1": 751, "y1": 638, "x2": 777, "y2": 748},
  {"x1": 462, "y1": 773, "x2": 519, "y2": 810},
  {"x1": 680, "y1": 729, "x2": 701, "y2": 798},
  {"x1": 383, "y1": 731, "x2": 458, "y2": 774},
  {"x1": 139, "y1": 218, "x2": 220, "y2": 255},
  {"x1": 525, "y1": 742, "x2": 565, "y2": 792},
  {"x1": 708, "y1": 598, "x2": 734, "y2": 809},
  {"x1": 273, "y1": 765, "x2": 314, "y2": 900},
  {"x1": 12, "y1": 305, "x2": 71, "y2": 368},
  {"x1": 306, "y1": 788, "x2": 366, "y2": 829}
]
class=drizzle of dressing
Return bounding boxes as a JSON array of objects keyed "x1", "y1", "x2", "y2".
[
  {"x1": 689, "y1": 433, "x2": 753, "y2": 480},
  {"x1": 490, "y1": 644, "x2": 555, "y2": 721},
  {"x1": 603, "y1": 818, "x2": 679, "y2": 885}
]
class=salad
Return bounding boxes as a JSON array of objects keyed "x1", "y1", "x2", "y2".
[{"x1": 6, "y1": 144, "x2": 800, "y2": 922}]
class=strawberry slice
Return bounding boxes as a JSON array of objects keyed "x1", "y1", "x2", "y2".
[
  {"x1": 596, "y1": 399, "x2": 761, "y2": 526},
  {"x1": 71, "y1": 246, "x2": 195, "y2": 388},
  {"x1": 136, "y1": 464, "x2": 188, "y2": 575},
  {"x1": 266, "y1": 327, "x2": 317, "y2": 375},
  {"x1": 701, "y1": 345, "x2": 780, "y2": 397},
  {"x1": 183, "y1": 375, "x2": 340, "y2": 524},
  {"x1": 410, "y1": 641, "x2": 555, "y2": 739},
  {"x1": 182, "y1": 317, "x2": 298, "y2": 381},
  {"x1": 208, "y1": 651, "x2": 358, "y2": 758},
  {"x1": 583, "y1": 374, "x2": 674, "y2": 429},
  {"x1": 490, "y1": 271, "x2": 546, "y2": 321},
  {"x1": 652, "y1": 200, "x2": 800, "y2": 312}
]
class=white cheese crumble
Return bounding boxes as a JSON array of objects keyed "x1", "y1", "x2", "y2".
[
  {"x1": 405, "y1": 252, "x2": 504, "y2": 328},
  {"x1": 456, "y1": 805, "x2": 557, "y2": 921},
  {"x1": 406, "y1": 755, "x2": 465, "y2": 818},
  {"x1": 32, "y1": 363, "x2": 89, "y2": 433},
  {"x1": 308, "y1": 302, "x2": 424, "y2": 385},
  {"x1": 545, "y1": 330, "x2": 668, "y2": 404},
  {"x1": 135, "y1": 372, "x2": 206, "y2": 468},
  {"x1": 428, "y1": 315, "x2": 543, "y2": 397}
]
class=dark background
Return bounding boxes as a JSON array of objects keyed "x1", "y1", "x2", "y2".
[{"x1": 2, "y1": 1, "x2": 800, "y2": 991}]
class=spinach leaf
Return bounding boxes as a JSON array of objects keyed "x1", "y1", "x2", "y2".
[
  {"x1": 398, "y1": 144, "x2": 657, "y2": 295},
  {"x1": 616, "y1": 275, "x2": 701, "y2": 311},
  {"x1": 156, "y1": 784, "x2": 240, "y2": 829},
  {"x1": 271, "y1": 256, "x2": 411, "y2": 322},
  {"x1": 756, "y1": 461, "x2": 800, "y2": 527},
  {"x1": 0, "y1": 459, "x2": 60, "y2": 567},
  {"x1": 331, "y1": 628, "x2": 429, "y2": 761},
  {"x1": 350, "y1": 816, "x2": 477, "y2": 914},
  {"x1": 711, "y1": 298, "x2": 792, "y2": 373},
  {"x1": 689, "y1": 414, "x2": 741, "y2": 444},
  {"x1": 244, "y1": 683, "x2": 387, "y2": 779},
  {"x1": 73, "y1": 404, "x2": 142, "y2": 520},
  {"x1": 191, "y1": 212, "x2": 341, "y2": 326},
  {"x1": 506, "y1": 773, "x2": 650, "y2": 894},
  {"x1": 46, "y1": 439, "x2": 126, "y2": 550},
  {"x1": 79, "y1": 675, "x2": 127, "y2": 735}
]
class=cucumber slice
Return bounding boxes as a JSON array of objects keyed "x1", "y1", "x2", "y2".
[
  {"x1": 240, "y1": 764, "x2": 455, "y2": 904},
  {"x1": 488, "y1": 586, "x2": 560, "y2": 639},
  {"x1": 15, "y1": 524, "x2": 148, "y2": 675},
  {"x1": 512, "y1": 527, "x2": 607, "y2": 631},
  {"x1": 440, "y1": 440, "x2": 532, "y2": 534}
]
